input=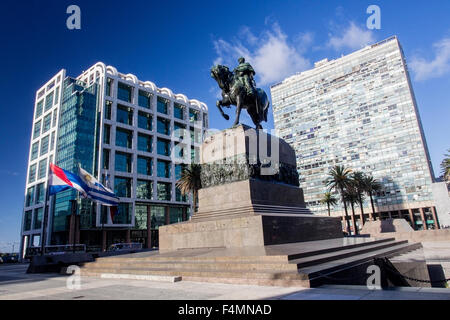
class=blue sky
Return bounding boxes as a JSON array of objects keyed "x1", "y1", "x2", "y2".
[{"x1": 0, "y1": 0, "x2": 449, "y2": 251}]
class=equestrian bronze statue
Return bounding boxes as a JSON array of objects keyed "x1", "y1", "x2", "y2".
[{"x1": 211, "y1": 57, "x2": 269, "y2": 129}]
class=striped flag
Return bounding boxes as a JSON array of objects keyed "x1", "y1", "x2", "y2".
[
  {"x1": 48, "y1": 164, "x2": 88, "y2": 197},
  {"x1": 78, "y1": 167, "x2": 119, "y2": 207}
]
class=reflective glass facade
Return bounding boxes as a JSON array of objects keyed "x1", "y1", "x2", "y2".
[{"x1": 21, "y1": 63, "x2": 208, "y2": 254}]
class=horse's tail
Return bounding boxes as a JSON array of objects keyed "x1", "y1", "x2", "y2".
[{"x1": 257, "y1": 89, "x2": 270, "y2": 122}]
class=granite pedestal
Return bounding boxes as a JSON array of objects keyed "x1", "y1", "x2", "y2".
[{"x1": 159, "y1": 125, "x2": 342, "y2": 253}]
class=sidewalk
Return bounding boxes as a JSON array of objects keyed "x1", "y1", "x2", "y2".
[{"x1": 0, "y1": 264, "x2": 449, "y2": 300}]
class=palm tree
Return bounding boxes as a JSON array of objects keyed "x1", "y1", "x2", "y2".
[
  {"x1": 176, "y1": 164, "x2": 202, "y2": 215},
  {"x1": 441, "y1": 149, "x2": 450, "y2": 183},
  {"x1": 351, "y1": 171, "x2": 367, "y2": 226},
  {"x1": 362, "y1": 174, "x2": 382, "y2": 221},
  {"x1": 343, "y1": 186, "x2": 359, "y2": 235},
  {"x1": 320, "y1": 192, "x2": 338, "y2": 216},
  {"x1": 326, "y1": 165, "x2": 352, "y2": 234}
]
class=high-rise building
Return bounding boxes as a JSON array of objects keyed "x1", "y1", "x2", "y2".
[
  {"x1": 20, "y1": 62, "x2": 208, "y2": 257},
  {"x1": 271, "y1": 36, "x2": 440, "y2": 232}
]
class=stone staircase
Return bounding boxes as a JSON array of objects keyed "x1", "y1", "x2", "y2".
[{"x1": 80, "y1": 237, "x2": 422, "y2": 287}]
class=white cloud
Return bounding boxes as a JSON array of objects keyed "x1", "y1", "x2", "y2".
[
  {"x1": 409, "y1": 38, "x2": 450, "y2": 81},
  {"x1": 212, "y1": 23, "x2": 311, "y2": 86},
  {"x1": 328, "y1": 22, "x2": 375, "y2": 51}
]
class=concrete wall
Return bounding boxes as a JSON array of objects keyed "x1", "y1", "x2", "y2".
[
  {"x1": 432, "y1": 182, "x2": 450, "y2": 228},
  {"x1": 371, "y1": 229, "x2": 450, "y2": 242}
]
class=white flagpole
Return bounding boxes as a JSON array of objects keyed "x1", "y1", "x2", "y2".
[{"x1": 40, "y1": 163, "x2": 52, "y2": 256}]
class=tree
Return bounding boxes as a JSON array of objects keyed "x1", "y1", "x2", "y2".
[
  {"x1": 326, "y1": 165, "x2": 352, "y2": 234},
  {"x1": 320, "y1": 192, "x2": 338, "y2": 216},
  {"x1": 441, "y1": 149, "x2": 450, "y2": 183},
  {"x1": 176, "y1": 164, "x2": 202, "y2": 215},
  {"x1": 362, "y1": 174, "x2": 382, "y2": 221},
  {"x1": 343, "y1": 186, "x2": 359, "y2": 235},
  {"x1": 351, "y1": 171, "x2": 367, "y2": 226}
]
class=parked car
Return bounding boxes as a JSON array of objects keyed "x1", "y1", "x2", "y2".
[
  {"x1": 0, "y1": 256, "x2": 3, "y2": 264},
  {"x1": 2, "y1": 254, "x2": 18, "y2": 263}
]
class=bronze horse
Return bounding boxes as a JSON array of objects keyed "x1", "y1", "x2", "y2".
[{"x1": 210, "y1": 65, "x2": 269, "y2": 129}]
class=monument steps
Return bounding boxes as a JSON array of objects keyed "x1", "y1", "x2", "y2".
[
  {"x1": 300, "y1": 242, "x2": 423, "y2": 284},
  {"x1": 80, "y1": 238, "x2": 421, "y2": 287},
  {"x1": 290, "y1": 239, "x2": 411, "y2": 268}
]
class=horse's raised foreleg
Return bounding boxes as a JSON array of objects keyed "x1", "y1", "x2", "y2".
[{"x1": 216, "y1": 100, "x2": 230, "y2": 121}]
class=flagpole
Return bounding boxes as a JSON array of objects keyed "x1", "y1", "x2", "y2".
[{"x1": 40, "y1": 163, "x2": 52, "y2": 256}]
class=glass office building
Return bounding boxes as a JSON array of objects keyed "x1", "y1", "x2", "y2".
[
  {"x1": 20, "y1": 62, "x2": 208, "y2": 256},
  {"x1": 271, "y1": 36, "x2": 439, "y2": 232}
]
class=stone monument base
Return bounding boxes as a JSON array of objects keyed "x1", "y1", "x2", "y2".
[
  {"x1": 159, "y1": 210, "x2": 342, "y2": 253},
  {"x1": 159, "y1": 125, "x2": 343, "y2": 252}
]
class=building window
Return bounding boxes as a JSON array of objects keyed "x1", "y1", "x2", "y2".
[
  {"x1": 114, "y1": 203, "x2": 132, "y2": 224},
  {"x1": 44, "y1": 92, "x2": 54, "y2": 111},
  {"x1": 175, "y1": 164, "x2": 185, "y2": 180},
  {"x1": 190, "y1": 127, "x2": 201, "y2": 144},
  {"x1": 157, "y1": 138, "x2": 170, "y2": 156},
  {"x1": 115, "y1": 128, "x2": 133, "y2": 149},
  {"x1": 157, "y1": 117, "x2": 170, "y2": 135},
  {"x1": 104, "y1": 100, "x2": 112, "y2": 120},
  {"x1": 54, "y1": 86, "x2": 59, "y2": 105},
  {"x1": 106, "y1": 78, "x2": 113, "y2": 97},
  {"x1": 191, "y1": 146, "x2": 199, "y2": 162},
  {"x1": 33, "y1": 208, "x2": 43, "y2": 230},
  {"x1": 36, "y1": 183, "x2": 45, "y2": 204},
  {"x1": 50, "y1": 132, "x2": 55, "y2": 151},
  {"x1": 138, "y1": 90, "x2": 152, "y2": 108},
  {"x1": 157, "y1": 159, "x2": 171, "y2": 178},
  {"x1": 174, "y1": 122, "x2": 186, "y2": 138},
  {"x1": 134, "y1": 205, "x2": 147, "y2": 230},
  {"x1": 138, "y1": 133, "x2": 152, "y2": 152},
  {"x1": 189, "y1": 109, "x2": 199, "y2": 122},
  {"x1": 150, "y1": 206, "x2": 166, "y2": 229},
  {"x1": 38, "y1": 159, "x2": 47, "y2": 179},
  {"x1": 137, "y1": 156, "x2": 152, "y2": 175},
  {"x1": 43, "y1": 113, "x2": 51, "y2": 133},
  {"x1": 115, "y1": 151, "x2": 132, "y2": 173},
  {"x1": 174, "y1": 143, "x2": 185, "y2": 159},
  {"x1": 157, "y1": 182, "x2": 171, "y2": 201},
  {"x1": 28, "y1": 164, "x2": 36, "y2": 183},
  {"x1": 175, "y1": 187, "x2": 187, "y2": 202},
  {"x1": 136, "y1": 179, "x2": 152, "y2": 200},
  {"x1": 102, "y1": 149, "x2": 110, "y2": 170},
  {"x1": 157, "y1": 97, "x2": 168, "y2": 114},
  {"x1": 33, "y1": 120, "x2": 41, "y2": 139},
  {"x1": 52, "y1": 110, "x2": 57, "y2": 128},
  {"x1": 118, "y1": 82, "x2": 132, "y2": 103},
  {"x1": 31, "y1": 142, "x2": 39, "y2": 161},
  {"x1": 114, "y1": 177, "x2": 132, "y2": 198},
  {"x1": 24, "y1": 210, "x2": 32, "y2": 231},
  {"x1": 138, "y1": 111, "x2": 152, "y2": 131},
  {"x1": 170, "y1": 207, "x2": 184, "y2": 222},
  {"x1": 40, "y1": 135, "x2": 49, "y2": 156},
  {"x1": 35, "y1": 100, "x2": 43, "y2": 119},
  {"x1": 174, "y1": 103, "x2": 184, "y2": 120},
  {"x1": 25, "y1": 186, "x2": 35, "y2": 207},
  {"x1": 103, "y1": 124, "x2": 111, "y2": 145},
  {"x1": 116, "y1": 105, "x2": 133, "y2": 126}
]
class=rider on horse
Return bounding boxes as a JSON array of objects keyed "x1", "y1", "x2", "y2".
[{"x1": 233, "y1": 57, "x2": 256, "y2": 97}]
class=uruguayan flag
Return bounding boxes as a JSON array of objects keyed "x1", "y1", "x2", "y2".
[{"x1": 78, "y1": 167, "x2": 119, "y2": 206}]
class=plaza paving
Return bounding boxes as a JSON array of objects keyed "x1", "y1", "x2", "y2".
[{"x1": 0, "y1": 263, "x2": 449, "y2": 300}]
